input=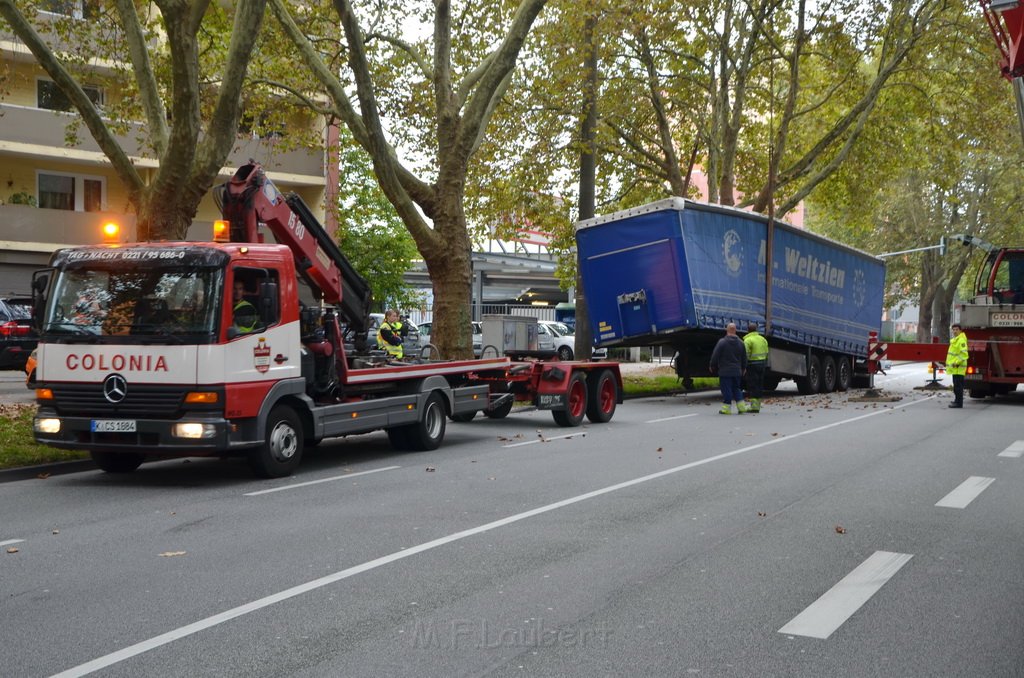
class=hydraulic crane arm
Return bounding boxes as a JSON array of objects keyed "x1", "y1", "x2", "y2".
[
  {"x1": 213, "y1": 162, "x2": 373, "y2": 336},
  {"x1": 981, "y1": 0, "x2": 1024, "y2": 144}
]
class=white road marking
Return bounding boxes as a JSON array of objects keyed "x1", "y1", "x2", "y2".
[
  {"x1": 243, "y1": 466, "x2": 401, "y2": 496},
  {"x1": 935, "y1": 476, "x2": 995, "y2": 509},
  {"x1": 645, "y1": 413, "x2": 700, "y2": 423},
  {"x1": 997, "y1": 441, "x2": 1024, "y2": 458},
  {"x1": 503, "y1": 431, "x2": 588, "y2": 448},
  {"x1": 0, "y1": 538, "x2": 25, "y2": 547},
  {"x1": 779, "y1": 551, "x2": 913, "y2": 639},
  {"x1": 51, "y1": 396, "x2": 932, "y2": 678}
]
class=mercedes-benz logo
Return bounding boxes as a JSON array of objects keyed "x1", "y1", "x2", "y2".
[{"x1": 102, "y1": 374, "x2": 128, "y2": 404}]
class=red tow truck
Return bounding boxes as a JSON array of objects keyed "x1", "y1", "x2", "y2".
[{"x1": 29, "y1": 163, "x2": 621, "y2": 477}]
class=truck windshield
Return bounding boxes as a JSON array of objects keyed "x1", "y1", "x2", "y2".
[
  {"x1": 978, "y1": 251, "x2": 1024, "y2": 302},
  {"x1": 44, "y1": 266, "x2": 221, "y2": 342}
]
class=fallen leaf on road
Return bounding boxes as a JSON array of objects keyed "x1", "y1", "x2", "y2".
[
  {"x1": 657, "y1": 447, "x2": 663, "y2": 452},
  {"x1": 52, "y1": 529, "x2": 59, "y2": 535},
  {"x1": 36, "y1": 473, "x2": 50, "y2": 479},
  {"x1": 6, "y1": 547, "x2": 19, "y2": 554},
  {"x1": 834, "y1": 525, "x2": 847, "y2": 534},
  {"x1": 159, "y1": 551, "x2": 187, "y2": 557},
  {"x1": 425, "y1": 467, "x2": 436, "y2": 472},
  {"x1": 758, "y1": 512, "x2": 767, "y2": 517}
]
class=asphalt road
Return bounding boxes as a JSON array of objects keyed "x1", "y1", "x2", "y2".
[
  {"x1": 0, "y1": 369, "x2": 35, "y2": 404},
  {"x1": 3, "y1": 363, "x2": 1024, "y2": 677}
]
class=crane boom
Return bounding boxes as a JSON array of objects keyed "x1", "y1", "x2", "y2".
[
  {"x1": 981, "y1": 0, "x2": 1024, "y2": 144},
  {"x1": 213, "y1": 162, "x2": 372, "y2": 337}
]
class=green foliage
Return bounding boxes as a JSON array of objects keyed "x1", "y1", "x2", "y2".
[
  {"x1": 809, "y1": 1, "x2": 1024, "y2": 335},
  {"x1": 7, "y1": 191, "x2": 36, "y2": 206},
  {"x1": 335, "y1": 136, "x2": 423, "y2": 311}
]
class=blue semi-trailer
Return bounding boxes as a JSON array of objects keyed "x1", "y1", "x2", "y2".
[{"x1": 575, "y1": 198, "x2": 885, "y2": 394}]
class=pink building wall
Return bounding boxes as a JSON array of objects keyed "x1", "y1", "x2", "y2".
[{"x1": 689, "y1": 168, "x2": 805, "y2": 229}]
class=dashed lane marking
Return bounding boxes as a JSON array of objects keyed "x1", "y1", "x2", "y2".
[
  {"x1": 779, "y1": 551, "x2": 913, "y2": 639},
  {"x1": 243, "y1": 466, "x2": 401, "y2": 496},
  {"x1": 997, "y1": 441, "x2": 1024, "y2": 458},
  {"x1": 645, "y1": 413, "x2": 700, "y2": 423},
  {"x1": 935, "y1": 476, "x2": 995, "y2": 509}
]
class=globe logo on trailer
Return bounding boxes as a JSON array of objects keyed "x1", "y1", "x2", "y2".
[
  {"x1": 722, "y1": 230, "x2": 743, "y2": 277},
  {"x1": 852, "y1": 270, "x2": 866, "y2": 308}
]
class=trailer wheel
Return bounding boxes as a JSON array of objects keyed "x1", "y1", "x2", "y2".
[
  {"x1": 821, "y1": 355, "x2": 837, "y2": 393},
  {"x1": 403, "y1": 391, "x2": 447, "y2": 451},
  {"x1": 585, "y1": 369, "x2": 618, "y2": 423},
  {"x1": 249, "y1": 405, "x2": 304, "y2": 478},
  {"x1": 796, "y1": 355, "x2": 822, "y2": 395},
  {"x1": 833, "y1": 358, "x2": 850, "y2": 391},
  {"x1": 553, "y1": 372, "x2": 588, "y2": 427},
  {"x1": 484, "y1": 398, "x2": 514, "y2": 419},
  {"x1": 91, "y1": 451, "x2": 144, "y2": 474},
  {"x1": 450, "y1": 411, "x2": 476, "y2": 423}
]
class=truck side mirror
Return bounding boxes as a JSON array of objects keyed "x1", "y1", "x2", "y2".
[
  {"x1": 31, "y1": 270, "x2": 51, "y2": 331},
  {"x1": 259, "y1": 280, "x2": 279, "y2": 325}
]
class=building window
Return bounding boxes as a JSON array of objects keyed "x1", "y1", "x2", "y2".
[
  {"x1": 37, "y1": 79, "x2": 104, "y2": 112},
  {"x1": 38, "y1": 1, "x2": 100, "y2": 20},
  {"x1": 37, "y1": 172, "x2": 105, "y2": 212}
]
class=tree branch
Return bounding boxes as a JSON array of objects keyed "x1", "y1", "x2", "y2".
[{"x1": 113, "y1": 0, "x2": 168, "y2": 157}]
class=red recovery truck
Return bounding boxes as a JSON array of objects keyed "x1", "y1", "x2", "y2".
[{"x1": 29, "y1": 163, "x2": 621, "y2": 477}]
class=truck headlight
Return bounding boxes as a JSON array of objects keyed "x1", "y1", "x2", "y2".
[
  {"x1": 35, "y1": 418, "x2": 61, "y2": 434},
  {"x1": 172, "y1": 422, "x2": 217, "y2": 439}
]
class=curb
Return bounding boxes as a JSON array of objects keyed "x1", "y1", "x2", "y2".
[{"x1": 0, "y1": 459, "x2": 95, "y2": 484}]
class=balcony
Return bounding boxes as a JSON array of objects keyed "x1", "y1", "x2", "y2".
[
  {"x1": 0, "y1": 203, "x2": 138, "y2": 247},
  {"x1": 0, "y1": 103, "x2": 325, "y2": 181}
]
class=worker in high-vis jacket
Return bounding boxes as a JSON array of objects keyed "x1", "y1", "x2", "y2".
[
  {"x1": 376, "y1": 309, "x2": 405, "y2": 360},
  {"x1": 945, "y1": 323, "x2": 968, "y2": 408},
  {"x1": 743, "y1": 322, "x2": 769, "y2": 412}
]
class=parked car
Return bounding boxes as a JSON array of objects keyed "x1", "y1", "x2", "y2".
[
  {"x1": 535, "y1": 320, "x2": 557, "y2": 354},
  {"x1": 0, "y1": 296, "x2": 36, "y2": 370},
  {"x1": 417, "y1": 321, "x2": 482, "y2": 357},
  {"x1": 539, "y1": 319, "x2": 607, "y2": 361}
]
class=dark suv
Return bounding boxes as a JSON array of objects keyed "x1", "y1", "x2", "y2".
[{"x1": 0, "y1": 297, "x2": 36, "y2": 370}]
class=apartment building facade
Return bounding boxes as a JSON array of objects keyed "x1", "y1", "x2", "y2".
[{"x1": 0, "y1": 4, "x2": 334, "y2": 294}]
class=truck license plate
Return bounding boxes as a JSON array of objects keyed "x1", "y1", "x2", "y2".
[
  {"x1": 538, "y1": 394, "x2": 565, "y2": 409},
  {"x1": 91, "y1": 420, "x2": 137, "y2": 433}
]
